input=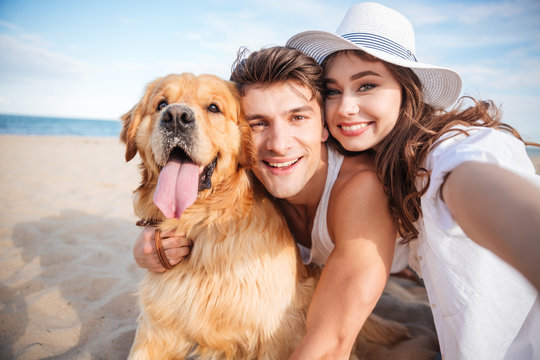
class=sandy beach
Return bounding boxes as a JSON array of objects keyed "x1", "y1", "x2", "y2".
[
  {"x1": 1, "y1": 134, "x2": 539, "y2": 359},
  {"x1": 0, "y1": 135, "x2": 142, "y2": 359}
]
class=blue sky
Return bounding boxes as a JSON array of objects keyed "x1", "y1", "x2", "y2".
[{"x1": 1, "y1": 0, "x2": 539, "y2": 141}]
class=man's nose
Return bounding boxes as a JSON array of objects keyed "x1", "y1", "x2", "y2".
[{"x1": 266, "y1": 122, "x2": 292, "y2": 154}]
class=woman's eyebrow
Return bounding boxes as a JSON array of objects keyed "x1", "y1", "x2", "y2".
[
  {"x1": 325, "y1": 70, "x2": 382, "y2": 84},
  {"x1": 351, "y1": 70, "x2": 381, "y2": 80}
]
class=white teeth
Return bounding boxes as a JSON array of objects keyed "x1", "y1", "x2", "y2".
[
  {"x1": 342, "y1": 123, "x2": 370, "y2": 131},
  {"x1": 268, "y1": 159, "x2": 298, "y2": 168}
]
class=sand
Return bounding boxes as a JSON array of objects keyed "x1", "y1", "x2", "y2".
[
  {"x1": 1, "y1": 134, "x2": 538, "y2": 360},
  {"x1": 0, "y1": 135, "x2": 142, "y2": 359}
]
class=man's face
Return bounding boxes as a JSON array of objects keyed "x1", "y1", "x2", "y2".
[{"x1": 242, "y1": 82, "x2": 328, "y2": 200}]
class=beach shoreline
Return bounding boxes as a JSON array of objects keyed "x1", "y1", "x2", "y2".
[{"x1": 0, "y1": 134, "x2": 538, "y2": 359}]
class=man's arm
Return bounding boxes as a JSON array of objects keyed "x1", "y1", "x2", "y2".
[
  {"x1": 289, "y1": 169, "x2": 396, "y2": 359},
  {"x1": 442, "y1": 161, "x2": 540, "y2": 291}
]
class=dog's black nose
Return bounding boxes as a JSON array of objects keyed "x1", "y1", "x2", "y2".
[{"x1": 161, "y1": 105, "x2": 195, "y2": 132}]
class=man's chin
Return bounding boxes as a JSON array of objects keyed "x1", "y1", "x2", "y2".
[
  {"x1": 265, "y1": 183, "x2": 304, "y2": 200},
  {"x1": 253, "y1": 170, "x2": 304, "y2": 199}
]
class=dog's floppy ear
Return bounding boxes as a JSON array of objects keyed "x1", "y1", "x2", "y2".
[
  {"x1": 227, "y1": 80, "x2": 256, "y2": 168},
  {"x1": 238, "y1": 115, "x2": 257, "y2": 168},
  {"x1": 120, "y1": 105, "x2": 140, "y2": 162},
  {"x1": 120, "y1": 78, "x2": 161, "y2": 162}
]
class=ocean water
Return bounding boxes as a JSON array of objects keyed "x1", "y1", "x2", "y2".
[
  {"x1": 528, "y1": 146, "x2": 540, "y2": 157},
  {"x1": 0, "y1": 113, "x2": 121, "y2": 137},
  {"x1": 1, "y1": 113, "x2": 539, "y2": 158}
]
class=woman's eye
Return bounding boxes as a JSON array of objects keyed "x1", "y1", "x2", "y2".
[
  {"x1": 324, "y1": 89, "x2": 340, "y2": 97},
  {"x1": 208, "y1": 103, "x2": 220, "y2": 113},
  {"x1": 359, "y1": 83, "x2": 376, "y2": 91},
  {"x1": 157, "y1": 100, "x2": 168, "y2": 111}
]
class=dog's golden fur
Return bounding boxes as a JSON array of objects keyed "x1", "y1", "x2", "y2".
[{"x1": 121, "y1": 73, "x2": 410, "y2": 359}]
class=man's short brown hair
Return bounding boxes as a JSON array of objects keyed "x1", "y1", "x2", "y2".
[{"x1": 230, "y1": 46, "x2": 324, "y2": 111}]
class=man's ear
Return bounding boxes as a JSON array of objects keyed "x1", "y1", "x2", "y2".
[{"x1": 322, "y1": 124, "x2": 329, "y2": 142}]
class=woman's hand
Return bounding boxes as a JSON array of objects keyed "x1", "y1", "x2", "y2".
[{"x1": 133, "y1": 226, "x2": 192, "y2": 273}]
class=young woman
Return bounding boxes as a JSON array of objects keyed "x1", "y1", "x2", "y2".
[{"x1": 286, "y1": 2, "x2": 540, "y2": 359}]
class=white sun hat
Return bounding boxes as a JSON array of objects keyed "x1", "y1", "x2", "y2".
[{"x1": 286, "y1": 2, "x2": 462, "y2": 109}]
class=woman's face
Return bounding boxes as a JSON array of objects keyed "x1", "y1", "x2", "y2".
[{"x1": 324, "y1": 52, "x2": 402, "y2": 152}]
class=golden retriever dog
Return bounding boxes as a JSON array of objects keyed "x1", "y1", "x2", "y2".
[{"x1": 121, "y1": 73, "x2": 410, "y2": 360}]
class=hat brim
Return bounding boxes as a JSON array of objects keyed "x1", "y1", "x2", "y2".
[{"x1": 287, "y1": 30, "x2": 462, "y2": 109}]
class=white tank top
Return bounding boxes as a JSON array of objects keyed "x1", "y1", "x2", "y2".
[
  {"x1": 298, "y1": 146, "x2": 343, "y2": 266},
  {"x1": 297, "y1": 146, "x2": 408, "y2": 272}
]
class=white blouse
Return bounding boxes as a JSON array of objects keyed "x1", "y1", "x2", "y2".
[{"x1": 413, "y1": 126, "x2": 540, "y2": 359}]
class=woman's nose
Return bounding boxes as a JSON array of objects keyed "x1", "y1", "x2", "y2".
[{"x1": 338, "y1": 95, "x2": 360, "y2": 117}]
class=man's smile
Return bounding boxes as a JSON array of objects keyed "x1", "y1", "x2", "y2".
[{"x1": 263, "y1": 157, "x2": 302, "y2": 173}]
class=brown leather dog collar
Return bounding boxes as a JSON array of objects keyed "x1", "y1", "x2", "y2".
[{"x1": 136, "y1": 219, "x2": 161, "y2": 227}]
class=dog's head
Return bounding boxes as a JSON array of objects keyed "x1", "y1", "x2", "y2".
[{"x1": 121, "y1": 73, "x2": 256, "y2": 219}]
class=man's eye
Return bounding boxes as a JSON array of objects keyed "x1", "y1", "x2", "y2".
[
  {"x1": 208, "y1": 103, "x2": 220, "y2": 113},
  {"x1": 249, "y1": 122, "x2": 266, "y2": 130},
  {"x1": 292, "y1": 115, "x2": 306, "y2": 122},
  {"x1": 157, "y1": 100, "x2": 168, "y2": 111}
]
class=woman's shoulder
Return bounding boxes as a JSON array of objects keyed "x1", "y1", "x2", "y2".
[
  {"x1": 429, "y1": 125, "x2": 526, "y2": 162},
  {"x1": 334, "y1": 153, "x2": 384, "y2": 201},
  {"x1": 328, "y1": 152, "x2": 392, "y2": 238},
  {"x1": 433, "y1": 125, "x2": 520, "y2": 150},
  {"x1": 424, "y1": 124, "x2": 535, "y2": 185},
  {"x1": 338, "y1": 152, "x2": 378, "y2": 184}
]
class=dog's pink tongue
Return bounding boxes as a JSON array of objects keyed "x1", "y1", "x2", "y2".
[{"x1": 154, "y1": 158, "x2": 199, "y2": 219}]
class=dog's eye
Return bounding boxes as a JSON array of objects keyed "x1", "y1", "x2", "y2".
[
  {"x1": 157, "y1": 100, "x2": 168, "y2": 111},
  {"x1": 208, "y1": 103, "x2": 221, "y2": 113}
]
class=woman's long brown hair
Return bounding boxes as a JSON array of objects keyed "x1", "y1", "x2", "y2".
[{"x1": 324, "y1": 50, "x2": 539, "y2": 243}]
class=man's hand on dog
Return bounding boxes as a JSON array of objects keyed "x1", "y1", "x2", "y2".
[{"x1": 134, "y1": 227, "x2": 192, "y2": 272}]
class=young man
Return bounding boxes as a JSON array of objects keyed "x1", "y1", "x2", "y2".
[{"x1": 134, "y1": 46, "x2": 400, "y2": 359}]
